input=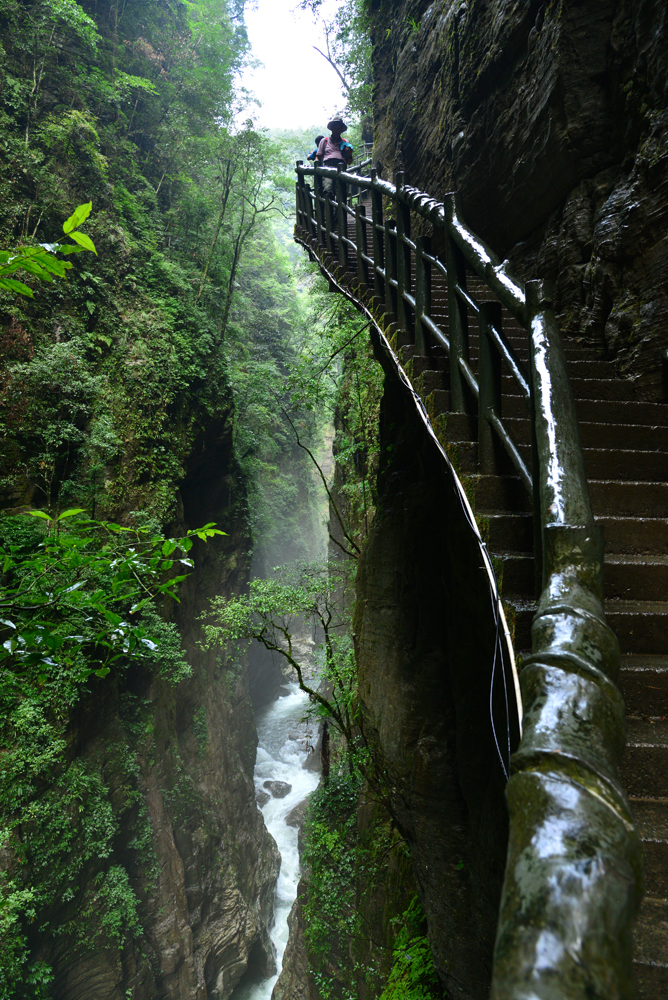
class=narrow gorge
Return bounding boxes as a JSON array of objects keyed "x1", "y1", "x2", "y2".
[{"x1": 1, "y1": 1, "x2": 667, "y2": 1000}]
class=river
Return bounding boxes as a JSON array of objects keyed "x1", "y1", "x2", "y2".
[{"x1": 234, "y1": 681, "x2": 320, "y2": 1000}]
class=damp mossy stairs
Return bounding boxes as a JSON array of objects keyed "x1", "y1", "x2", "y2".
[
  {"x1": 397, "y1": 272, "x2": 668, "y2": 999},
  {"x1": 298, "y1": 192, "x2": 667, "y2": 997}
]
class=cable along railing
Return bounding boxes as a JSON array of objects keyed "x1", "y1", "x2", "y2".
[{"x1": 295, "y1": 161, "x2": 643, "y2": 998}]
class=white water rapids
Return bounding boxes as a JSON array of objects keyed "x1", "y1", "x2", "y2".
[{"x1": 234, "y1": 681, "x2": 320, "y2": 1000}]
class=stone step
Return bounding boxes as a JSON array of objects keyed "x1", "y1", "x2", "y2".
[
  {"x1": 565, "y1": 359, "x2": 619, "y2": 378},
  {"x1": 619, "y1": 657, "x2": 668, "y2": 718},
  {"x1": 586, "y1": 449, "x2": 668, "y2": 482},
  {"x1": 598, "y1": 517, "x2": 668, "y2": 555},
  {"x1": 576, "y1": 399, "x2": 668, "y2": 427},
  {"x1": 506, "y1": 599, "x2": 535, "y2": 650},
  {"x1": 417, "y1": 370, "x2": 450, "y2": 396},
  {"x1": 500, "y1": 396, "x2": 668, "y2": 426},
  {"x1": 502, "y1": 375, "x2": 641, "y2": 402},
  {"x1": 425, "y1": 389, "x2": 451, "y2": 418},
  {"x1": 485, "y1": 513, "x2": 533, "y2": 553},
  {"x1": 589, "y1": 481, "x2": 668, "y2": 518},
  {"x1": 621, "y1": 718, "x2": 668, "y2": 797},
  {"x1": 496, "y1": 555, "x2": 668, "y2": 603},
  {"x1": 631, "y1": 798, "x2": 668, "y2": 882},
  {"x1": 606, "y1": 602, "x2": 668, "y2": 655},
  {"x1": 468, "y1": 474, "x2": 532, "y2": 514},
  {"x1": 606, "y1": 556, "x2": 668, "y2": 601},
  {"x1": 444, "y1": 439, "x2": 478, "y2": 474},
  {"x1": 634, "y1": 897, "x2": 668, "y2": 999},
  {"x1": 439, "y1": 412, "x2": 477, "y2": 442},
  {"x1": 504, "y1": 417, "x2": 668, "y2": 452},
  {"x1": 496, "y1": 553, "x2": 534, "y2": 595},
  {"x1": 514, "y1": 444, "x2": 668, "y2": 482}
]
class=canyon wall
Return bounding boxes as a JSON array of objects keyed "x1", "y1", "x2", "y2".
[
  {"x1": 353, "y1": 338, "x2": 513, "y2": 1000},
  {"x1": 371, "y1": 0, "x2": 668, "y2": 394},
  {"x1": 25, "y1": 408, "x2": 280, "y2": 1000}
]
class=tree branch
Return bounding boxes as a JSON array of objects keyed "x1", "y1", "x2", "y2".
[
  {"x1": 280, "y1": 406, "x2": 360, "y2": 556},
  {"x1": 312, "y1": 45, "x2": 350, "y2": 94}
]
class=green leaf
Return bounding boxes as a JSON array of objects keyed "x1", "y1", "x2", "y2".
[
  {"x1": 0, "y1": 277, "x2": 34, "y2": 297},
  {"x1": 11, "y1": 259, "x2": 55, "y2": 280},
  {"x1": 58, "y1": 508, "x2": 87, "y2": 520},
  {"x1": 62, "y1": 202, "x2": 93, "y2": 235},
  {"x1": 26, "y1": 510, "x2": 53, "y2": 521},
  {"x1": 68, "y1": 230, "x2": 97, "y2": 255},
  {"x1": 95, "y1": 667, "x2": 110, "y2": 678}
]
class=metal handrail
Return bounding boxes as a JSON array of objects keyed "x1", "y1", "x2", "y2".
[
  {"x1": 296, "y1": 160, "x2": 530, "y2": 486},
  {"x1": 294, "y1": 160, "x2": 642, "y2": 999}
]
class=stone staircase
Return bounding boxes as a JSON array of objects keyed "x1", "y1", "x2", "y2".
[
  {"x1": 301, "y1": 198, "x2": 666, "y2": 993},
  {"x1": 396, "y1": 282, "x2": 668, "y2": 997}
]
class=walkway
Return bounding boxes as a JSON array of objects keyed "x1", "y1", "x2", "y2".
[{"x1": 294, "y1": 161, "x2": 666, "y2": 997}]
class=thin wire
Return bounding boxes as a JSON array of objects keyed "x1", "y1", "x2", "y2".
[{"x1": 392, "y1": 361, "x2": 517, "y2": 779}]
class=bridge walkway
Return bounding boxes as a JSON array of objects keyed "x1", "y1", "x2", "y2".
[{"x1": 295, "y1": 165, "x2": 666, "y2": 996}]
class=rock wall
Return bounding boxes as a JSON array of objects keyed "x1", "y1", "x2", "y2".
[
  {"x1": 354, "y1": 345, "x2": 514, "y2": 1000},
  {"x1": 28, "y1": 411, "x2": 280, "y2": 1000},
  {"x1": 371, "y1": 0, "x2": 668, "y2": 395}
]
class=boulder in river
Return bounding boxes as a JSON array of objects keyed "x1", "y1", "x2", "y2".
[
  {"x1": 256, "y1": 789, "x2": 271, "y2": 807},
  {"x1": 285, "y1": 798, "x2": 310, "y2": 829},
  {"x1": 263, "y1": 779, "x2": 292, "y2": 798}
]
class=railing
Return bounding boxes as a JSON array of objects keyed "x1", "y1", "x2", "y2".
[{"x1": 294, "y1": 161, "x2": 643, "y2": 997}]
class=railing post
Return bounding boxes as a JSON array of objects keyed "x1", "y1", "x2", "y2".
[
  {"x1": 384, "y1": 219, "x2": 398, "y2": 320},
  {"x1": 295, "y1": 160, "x2": 304, "y2": 231},
  {"x1": 370, "y1": 169, "x2": 384, "y2": 305},
  {"x1": 336, "y1": 163, "x2": 346, "y2": 267},
  {"x1": 445, "y1": 195, "x2": 470, "y2": 413},
  {"x1": 313, "y1": 169, "x2": 325, "y2": 249},
  {"x1": 414, "y1": 235, "x2": 432, "y2": 357},
  {"x1": 296, "y1": 160, "x2": 315, "y2": 239},
  {"x1": 395, "y1": 171, "x2": 412, "y2": 338},
  {"x1": 355, "y1": 204, "x2": 369, "y2": 288},
  {"x1": 324, "y1": 182, "x2": 335, "y2": 257},
  {"x1": 478, "y1": 301, "x2": 503, "y2": 474}
]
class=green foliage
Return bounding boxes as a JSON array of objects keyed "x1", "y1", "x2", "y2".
[
  {"x1": 298, "y1": 0, "x2": 373, "y2": 117},
  {"x1": 0, "y1": 201, "x2": 96, "y2": 297},
  {"x1": 0, "y1": 511, "x2": 223, "y2": 996},
  {"x1": 193, "y1": 705, "x2": 208, "y2": 756},
  {"x1": 302, "y1": 768, "x2": 364, "y2": 974},
  {"x1": 380, "y1": 897, "x2": 441, "y2": 1000},
  {"x1": 288, "y1": 275, "x2": 384, "y2": 544},
  {"x1": 0, "y1": 511, "x2": 222, "y2": 685},
  {"x1": 203, "y1": 558, "x2": 357, "y2": 741},
  {"x1": 0, "y1": 0, "x2": 281, "y2": 526}
]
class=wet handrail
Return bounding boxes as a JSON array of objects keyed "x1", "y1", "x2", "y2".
[{"x1": 295, "y1": 161, "x2": 530, "y2": 485}]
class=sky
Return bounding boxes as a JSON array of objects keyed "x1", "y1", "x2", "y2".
[{"x1": 240, "y1": 0, "x2": 348, "y2": 131}]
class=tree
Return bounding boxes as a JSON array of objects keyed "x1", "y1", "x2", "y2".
[
  {"x1": 299, "y1": 0, "x2": 373, "y2": 118},
  {"x1": 202, "y1": 559, "x2": 358, "y2": 747}
]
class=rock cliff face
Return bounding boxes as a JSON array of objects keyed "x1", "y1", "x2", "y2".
[
  {"x1": 29, "y1": 411, "x2": 280, "y2": 1000},
  {"x1": 353, "y1": 349, "x2": 512, "y2": 1000},
  {"x1": 371, "y1": 0, "x2": 668, "y2": 394}
]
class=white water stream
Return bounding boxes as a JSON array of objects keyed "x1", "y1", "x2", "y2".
[{"x1": 234, "y1": 682, "x2": 320, "y2": 1000}]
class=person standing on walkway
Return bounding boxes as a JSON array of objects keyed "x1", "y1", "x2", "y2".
[
  {"x1": 306, "y1": 134, "x2": 325, "y2": 161},
  {"x1": 315, "y1": 115, "x2": 353, "y2": 226}
]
